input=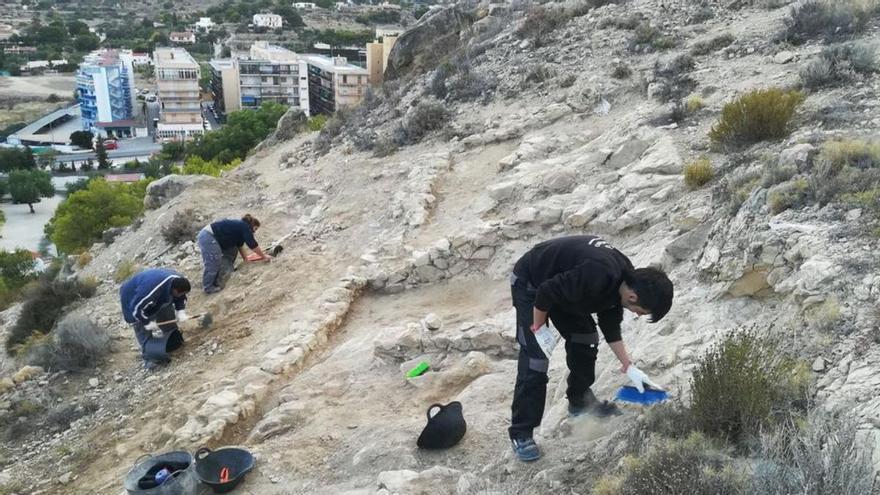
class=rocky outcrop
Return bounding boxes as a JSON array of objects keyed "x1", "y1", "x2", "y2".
[
  {"x1": 143, "y1": 174, "x2": 214, "y2": 210},
  {"x1": 384, "y1": 7, "x2": 476, "y2": 80}
]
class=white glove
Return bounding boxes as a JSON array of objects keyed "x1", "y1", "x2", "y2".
[
  {"x1": 626, "y1": 364, "x2": 661, "y2": 394},
  {"x1": 145, "y1": 321, "x2": 162, "y2": 338},
  {"x1": 176, "y1": 310, "x2": 188, "y2": 322}
]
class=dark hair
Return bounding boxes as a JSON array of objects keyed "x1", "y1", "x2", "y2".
[
  {"x1": 242, "y1": 214, "x2": 261, "y2": 229},
  {"x1": 171, "y1": 277, "x2": 191, "y2": 293},
  {"x1": 627, "y1": 267, "x2": 673, "y2": 323}
]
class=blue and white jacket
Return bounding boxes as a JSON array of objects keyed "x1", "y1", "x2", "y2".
[{"x1": 119, "y1": 268, "x2": 187, "y2": 324}]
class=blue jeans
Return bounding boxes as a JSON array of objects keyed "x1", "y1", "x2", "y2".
[{"x1": 198, "y1": 229, "x2": 238, "y2": 293}]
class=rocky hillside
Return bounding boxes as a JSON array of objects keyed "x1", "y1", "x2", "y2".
[{"x1": 3, "y1": 0, "x2": 880, "y2": 493}]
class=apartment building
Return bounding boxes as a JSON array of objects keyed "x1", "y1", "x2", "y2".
[
  {"x1": 209, "y1": 42, "x2": 309, "y2": 119},
  {"x1": 253, "y1": 13, "x2": 282, "y2": 28},
  {"x1": 300, "y1": 54, "x2": 369, "y2": 115},
  {"x1": 76, "y1": 49, "x2": 137, "y2": 137},
  {"x1": 366, "y1": 34, "x2": 397, "y2": 86},
  {"x1": 154, "y1": 47, "x2": 204, "y2": 140},
  {"x1": 170, "y1": 31, "x2": 196, "y2": 44}
]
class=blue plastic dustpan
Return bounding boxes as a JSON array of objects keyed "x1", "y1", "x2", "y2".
[{"x1": 615, "y1": 385, "x2": 669, "y2": 405}]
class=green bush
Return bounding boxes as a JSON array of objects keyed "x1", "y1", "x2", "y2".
[
  {"x1": 6, "y1": 277, "x2": 97, "y2": 355},
  {"x1": 690, "y1": 330, "x2": 808, "y2": 446},
  {"x1": 307, "y1": 114, "x2": 328, "y2": 131},
  {"x1": 684, "y1": 158, "x2": 714, "y2": 189},
  {"x1": 752, "y1": 411, "x2": 876, "y2": 494},
  {"x1": 47, "y1": 178, "x2": 148, "y2": 254},
  {"x1": 709, "y1": 89, "x2": 805, "y2": 147},
  {"x1": 652, "y1": 54, "x2": 696, "y2": 102},
  {"x1": 630, "y1": 22, "x2": 675, "y2": 52},
  {"x1": 594, "y1": 433, "x2": 747, "y2": 495},
  {"x1": 185, "y1": 102, "x2": 286, "y2": 163},
  {"x1": 178, "y1": 156, "x2": 241, "y2": 177},
  {"x1": 398, "y1": 101, "x2": 449, "y2": 145},
  {"x1": 808, "y1": 139, "x2": 880, "y2": 206}
]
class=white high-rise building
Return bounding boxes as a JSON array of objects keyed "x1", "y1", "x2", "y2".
[
  {"x1": 154, "y1": 47, "x2": 204, "y2": 141},
  {"x1": 253, "y1": 13, "x2": 283, "y2": 28},
  {"x1": 76, "y1": 49, "x2": 137, "y2": 137}
]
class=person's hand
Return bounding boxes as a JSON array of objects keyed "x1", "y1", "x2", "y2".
[
  {"x1": 625, "y1": 364, "x2": 662, "y2": 394},
  {"x1": 145, "y1": 321, "x2": 160, "y2": 332},
  {"x1": 176, "y1": 310, "x2": 188, "y2": 322}
]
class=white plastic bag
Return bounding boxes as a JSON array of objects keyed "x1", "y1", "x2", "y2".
[{"x1": 532, "y1": 324, "x2": 561, "y2": 358}]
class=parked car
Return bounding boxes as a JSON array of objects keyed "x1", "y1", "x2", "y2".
[{"x1": 103, "y1": 139, "x2": 118, "y2": 150}]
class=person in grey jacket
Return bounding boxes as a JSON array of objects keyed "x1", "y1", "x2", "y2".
[{"x1": 197, "y1": 214, "x2": 270, "y2": 293}]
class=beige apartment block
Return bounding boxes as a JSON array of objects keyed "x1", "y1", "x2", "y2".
[
  {"x1": 366, "y1": 35, "x2": 397, "y2": 86},
  {"x1": 301, "y1": 55, "x2": 369, "y2": 115},
  {"x1": 154, "y1": 47, "x2": 204, "y2": 140}
]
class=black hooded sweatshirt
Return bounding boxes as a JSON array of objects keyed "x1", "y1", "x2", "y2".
[{"x1": 513, "y1": 235, "x2": 633, "y2": 343}]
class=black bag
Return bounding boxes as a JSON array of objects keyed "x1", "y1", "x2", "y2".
[{"x1": 417, "y1": 402, "x2": 467, "y2": 449}]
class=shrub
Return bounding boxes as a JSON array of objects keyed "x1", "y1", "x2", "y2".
[
  {"x1": 800, "y1": 42, "x2": 876, "y2": 89},
  {"x1": 161, "y1": 208, "x2": 204, "y2": 245},
  {"x1": 643, "y1": 400, "x2": 697, "y2": 439},
  {"x1": 762, "y1": 156, "x2": 798, "y2": 187},
  {"x1": 599, "y1": 13, "x2": 643, "y2": 30},
  {"x1": 27, "y1": 315, "x2": 110, "y2": 371},
  {"x1": 804, "y1": 297, "x2": 841, "y2": 332},
  {"x1": 611, "y1": 63, "x2": 632, "y2": 79},
  {"x1": 47, "y1": 178, "x2": 149, "y2": 254},
  {"x1": 691, "y1": 33, "x2": 735, "y2": 56},
  {"x1": 594, "y1": 433, "x2": 747, "y2": 495},
  {"x1": 307, "y1": 114, "x2": 328, "y2": 131},
  {"x1": 6, "y1": 278, "x2": 97, "y2": 355},
  {"x1": 629, "y1": 22, "x2": 675, "y2": 52},
  {"x1": 516, "y1": 6, "x2": 570, "y2": 43},
  {"x1": 524, "y1": 64, "x2": 556, "y2": 85},
  {"x1": 184, "y1": 102, "x2": 286, "y2": 163},
  {"x1": 652, "y1": 54, "x2": 696, "y2": 102},
  {"x1": 779, "y1": 0, "x2": 876, "y2": 45},
  {"x1": 76, "y1": 252, "x2": 91, "y2": 268},
  {"x1": 708, "y1": 89, "x2": 805, "y2": 147},
  {"x1": 683, "y1": 158, "x2": 714, "y2": 188},
  {"x1": 685, "y1": 95, "x2": 705, "y2": 113},
  {"x1": 114, "y1": 260, "x2": 138, "y2": 283},
  {"x1": 808, "y1": 139, "x2": 880, "y2": 205},
  {"x1": 752, "y1": 411, "x2": 876, "y2": 494},
  {"x1": 768, "y1": 178, "x2": 809, "y2": 213},
  {"x1": 0, "y1": 249, "x2": 36, "y2": 289},
  {"x1": 178, "y1": 156, "x2": 241, "y2": 177},
  {"x1": 690, "y1": 329, "x2": 808, "y2": 446},
  {"x1": 397, "y1": 101, "x2": 449, "y2": 145}
]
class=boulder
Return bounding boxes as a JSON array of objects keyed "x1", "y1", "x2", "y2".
[
  {"x1": 101, "y1": 226, "x2": 126, "y2": 245},
  {"x1": 606, "y1": 139, "x2": 651, "y2": 169},
  {"x1": 624, "y1": 137, "x2": 682, "y2": 175},
  {"x1": 385, "y1": 7, "x2": 476, "y2": 80},
  {"x1": 12, "y1": 366, "x2": 43, "y2": 384},
  {"x1": 266, "y1": 108, "x2": 307, "y2": 144},
  {"x1": 778, "y1": 143, "x2": 816, "y2": 172},
  {"x1": 665, "y1": 223, "x2": 712, "y2": 261},
  {"x1": 143, "y1": 174, "x2": 214, "y2": 210}
]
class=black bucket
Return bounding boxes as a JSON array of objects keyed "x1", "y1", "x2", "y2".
[
  {"x1": 123, "y1": 451, "x2": 199, "y2": 495},
  {"x1": 417, "y1": 402, "x2": 467, "y2": 449},
  {"x1": 194, "y1": 446, "x2": 255, "y2": 493},
  {"x1": 143, "y1": 329, "x2": 184, "y2": 363}
]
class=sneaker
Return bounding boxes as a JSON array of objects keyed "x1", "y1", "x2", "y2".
[
  {"x1": 143, "y1": 360, "x2": 161, "y2": 371},
  {"x1": 511, "y1": 437, "x2": 541, "y2": 462}
]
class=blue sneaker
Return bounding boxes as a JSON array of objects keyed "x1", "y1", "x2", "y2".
[{"x1": 511, "y1": 437, "x2": 541, "y2": 462}]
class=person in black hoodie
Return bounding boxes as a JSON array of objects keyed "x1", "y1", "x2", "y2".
[{"x1": 508, "y1": 235, "x2": 673, "y2": 462}]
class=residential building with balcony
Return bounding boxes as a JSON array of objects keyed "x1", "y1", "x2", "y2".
[
  {"x1": 154, "y1": 47, "x2": 203, "y2": 140},
  {"x1": 253, "y1": 13, "x2": 282, "y2": 28},
  {"x1": 76, "y1": 49, "x2": 137, "y2": 138},
  {"x1": 300, "y1": 54, "x2": 369, "y2": 115},
  {"x1": 209, "y1": 42, "x2": 309, "y2": 118},
  {"x1": 170, "y1": 31, "x2": 196, "y2": 44}
]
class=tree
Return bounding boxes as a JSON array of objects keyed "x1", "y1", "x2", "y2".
[
  {"x1": 8, "y1": 169, "x2": 54, "y2": 213},
  {"x1": 67, "y1": 20, "x2": 89, "y2": 36},
  {"x1": 70, "y1": 130, "x2": 94, "y2": 149},
  {"x1": 49, "y1": 178, "x2": 147, "y2": 253},
  {"x1": 0, "y1": 250, "x2": 36, "y2": 289},
  {"x1": 95, "y1": 137, "x2": 112, "y2": 170},
  {"x1": 74, "y1": 33, "x2": 100, "y2": 51},
  {"x1": 0, "y1": 147, "x2": 36, "y2": 172},
  {"x1": 275, "y1": 5, "x2": 304, "y2": 28}
]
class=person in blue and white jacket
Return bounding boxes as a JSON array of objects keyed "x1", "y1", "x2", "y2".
[{"x1": 119, "y1": 268, "x2": 191, "y2": 368}]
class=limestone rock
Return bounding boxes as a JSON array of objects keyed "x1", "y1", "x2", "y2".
[
  {"x1": 13, "y1": 366, "x2": 43, "y2": 384},
  {"x1": 812, "y1": 357, "x2": 826, "y2": 372},
  {"x1": 606, "y1": 139, "x2": 651, "y2": 169},
  {"x1": 377, "y1": 466, "x2": 462, "y2": 495},
  {"x1": 144, "y1": 175, "x2": 214, "y2": 210},
  {"x1": 666, "y1": 223, "x2": 712, "y2": 261},
  {"x1": 423, "y1": 313, "x2": 442, "y2": 331},
  {"x1": 773, "y1": 51, "x2": 795, "y2": 64},
  {"x1": 384, "y1": 7, "x2": 476, "y2": 80}
]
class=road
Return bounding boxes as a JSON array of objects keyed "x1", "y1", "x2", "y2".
[{"x1": 55, "y1": 137, "x2": 161, "y2": 163}]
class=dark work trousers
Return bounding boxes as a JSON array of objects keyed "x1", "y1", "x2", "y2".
[
  {"x1": 508, "y1": 273, "x2": 600, "y2": 441},
  {"x1": 198, "y1": 228, "x2": 239, "y2": 293}
]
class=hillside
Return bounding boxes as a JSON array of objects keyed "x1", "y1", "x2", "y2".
[{"x1": 2, "y1": 0, "x2": 880, "y2": 493}]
